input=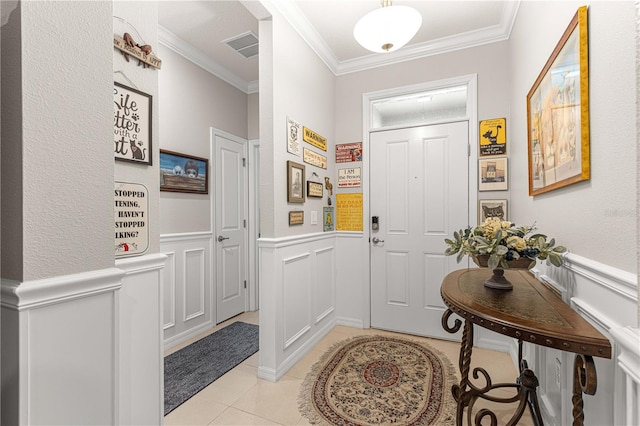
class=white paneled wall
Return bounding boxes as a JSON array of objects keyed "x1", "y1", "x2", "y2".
[
  {"x1": 521, "y1": 254, "x2": 638, "y2": 426},
  {"x1": 161, "y1": 232, "x2": 213, "y2": 350},
  {"x1": 258, "y1": 232, "x2": 337, "y2": 381}
]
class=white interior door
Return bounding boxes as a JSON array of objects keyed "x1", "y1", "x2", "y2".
[
  {"x1": 370, "y1": 122, "x2": 469, "y2": 339},
  {"x1": 214, "y1": 131, "x2": 247, "y2": 324}
]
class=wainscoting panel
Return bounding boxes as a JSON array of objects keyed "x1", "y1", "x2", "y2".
[
  {"x1": 314, "y1": 247, "x2": 335, "y2": 324},
  {"x1": 527, "y1": 254, "x2": 638, "y2": 426},
  {"x1": 258, "y1": 233, "x2": 337, "y2": 381},
  {"x1": 161, "y1": 232, "x2": 213, "y2": 349},
  {"x1": 283, "y1": 253, "x2": 312, "y2": 349},
  {"x1": 116, "y1": 253, "x2": 167, "y2": 426},
  {"x1": 183, "y1": 248, "x2": 205, "y2": 322},
  {"x1": 1, "y1": 268, "x2": 124, "y2": 426}
]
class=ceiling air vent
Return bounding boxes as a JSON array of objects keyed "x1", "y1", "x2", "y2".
[{"x1": 224, "y1": 31, "x2": 259, "y2": 59}]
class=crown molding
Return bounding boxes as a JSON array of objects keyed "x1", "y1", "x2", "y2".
[
  {"x1": 275, "y1": 0, "x2": 520, "y2": 76},
  {"x1": 158, "y1": 25, "x2": 258, "y2": 95}
]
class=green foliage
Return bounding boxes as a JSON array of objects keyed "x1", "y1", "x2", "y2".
[{"x1": 444, "y1": 218, "x2": 567, "y2": 269}]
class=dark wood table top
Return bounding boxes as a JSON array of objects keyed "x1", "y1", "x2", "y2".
[{"x1": 441, "y1": 268, "x2": 611, "y2": 359}]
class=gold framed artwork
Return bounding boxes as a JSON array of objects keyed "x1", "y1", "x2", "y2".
[
  {"x1": 287, "y1": 161, "x2": 305, "y2": 203},
  {"x1": 527, "y1": 6, "x2": 589, "y2": 196}
]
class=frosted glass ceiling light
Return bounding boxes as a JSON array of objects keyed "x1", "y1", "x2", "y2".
[{"x1": 353, "y1": 0, "x2": 422, "y2": 53}]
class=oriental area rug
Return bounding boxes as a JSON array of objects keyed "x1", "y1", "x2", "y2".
[{"x1": 298, "y1": 335, "x2": 457, "y2": 425}]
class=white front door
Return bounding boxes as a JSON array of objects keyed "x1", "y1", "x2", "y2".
[
  {"x1": 214, "y1": 130, "x2": 247, "y2": 324},
  {"x1": 370, "y1": 122, "x2": 469, "y2": 339}
]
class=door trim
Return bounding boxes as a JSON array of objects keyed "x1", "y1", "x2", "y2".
[{"x1": 362, "y1": 74, "x2": 478, "y2": 329}]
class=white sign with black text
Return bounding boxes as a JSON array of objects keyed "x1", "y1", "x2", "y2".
[{"x1": 338, "y1": 167, "x2": 361, "y2": 188}]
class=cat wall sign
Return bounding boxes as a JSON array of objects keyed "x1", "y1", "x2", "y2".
[
  {"x1": 114, "y1": 82, "x2": 152, "y2": 165},
  {"x1": 479, "y1": 118, "x2": 506, "y2": 156}
]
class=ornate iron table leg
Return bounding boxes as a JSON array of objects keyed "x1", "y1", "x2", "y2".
[
  {"x1": 572, "y1": 354, "x2": 597, "y2": 426},
  {"x1": 442, "y1": 308, "x2": 472, "y2": 425}
]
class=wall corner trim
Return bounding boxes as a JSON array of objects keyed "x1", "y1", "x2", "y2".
[{"x1": 116, "y1": 253, "x2": 167, "y2": 275}]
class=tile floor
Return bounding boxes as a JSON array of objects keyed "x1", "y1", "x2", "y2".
[{"x1": 164, "y1": 312, "x2": 534, "y2": 425}]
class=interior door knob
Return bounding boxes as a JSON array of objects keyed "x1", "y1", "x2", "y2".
[
  {"x1": 217, "y1": 235, "x2": 229, "y2": 242},
  {"x1": 372, "y1": 237, "x2": 384, "y2": 244}
]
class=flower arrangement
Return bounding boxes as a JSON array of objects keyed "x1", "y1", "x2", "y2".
[{"x1": 445, "y1": 217, "x2": 567, "y2": 270}]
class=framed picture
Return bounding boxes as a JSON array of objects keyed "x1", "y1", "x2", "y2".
[
  {"x1": 307, "y1": 181, "x2": 323, "y2": 198},
  {"x1": 114, "y1": 82, "x2": 152, "y2": 165},
  {"x1": 478, "y1": 199, "x2": 508, "y2": 224},
  {"x1": 479, "y1": 157, "x2": 508, "y2": 191},
  {"x1": 527, "y1": 6, "x2": 589, "y2": 196},
  {"x1": 289, "y1": 211, "x2": 304, "y2": 225},
  {"x1": 160, "y1": 149, "x2": 208, "y2": 194},
  {"x1": 323, "y1": 207, "x2": 334, "y2": 232},
  {"x1": 287, "y1": 161, "x2": 305, "y2": 203}
]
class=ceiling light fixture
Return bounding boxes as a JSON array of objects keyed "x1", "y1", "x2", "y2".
[{"x1": 353, "y1": 0, "x2": 422, "y2": 53}]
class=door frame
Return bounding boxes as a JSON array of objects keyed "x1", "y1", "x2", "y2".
[
  {"x1": 248, "y1": 138, "x2": 260, "y2": 311},
  {"x1": 210, "y1": 128, "x2": 250, "y2": 322},
  {"x1": 361, "y1": 74, "x2": 478, "y2": 329}
]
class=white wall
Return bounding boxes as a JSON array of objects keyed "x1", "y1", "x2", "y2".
[
  {"x1": 2, "y1": 2, "x2": 166, "y2": 424},
  {"x1": 158, "y1": 45, "x2": 249, "y2": 235},
  {"x1": 260, "y1": 3, "x2": 336, "y2": 239},
  {"x1": 508, "y1": 1, "x2": 636, "y2": 274}
]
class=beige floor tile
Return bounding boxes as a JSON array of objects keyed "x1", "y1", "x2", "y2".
[
  {"x1": 195, "y1": 365, "x2": 259, "y2": 406},
  {"x1": 164, "y1": 397, "x2": 228, "y2": 426},
  {"x1": 232, "y1": 376, "x2": 303, "y2": 425},
  {"x1": 241, "y1": 352, "x2": 259, "y2": 368},
  {"x1": 209, "y1": 407, "x2": 281, "y2": 425}
]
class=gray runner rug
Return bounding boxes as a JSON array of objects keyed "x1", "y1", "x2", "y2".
[{"x1": 164, "y1": 321, "x2": 259, "y2": 415}]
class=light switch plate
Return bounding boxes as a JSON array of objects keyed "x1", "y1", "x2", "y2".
[{"x1": 311, "y1": 211, "x2": 318, "y2": 225}]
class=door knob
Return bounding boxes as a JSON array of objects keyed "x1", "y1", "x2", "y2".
[
  {"x1": 217, "y1": 235, "x2": 230, "y2": 242},
  {"x1": 372, "y1": 237, "x2": 384, "y2": 244}
]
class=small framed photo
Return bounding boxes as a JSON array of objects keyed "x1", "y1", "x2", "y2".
[
  {"x1": 160, "y1": 150, "x2": 208, "y2": 194},
  {"x1": 478, "y1": 199, "x2": 508, "y2": 224},
  {"x1": 287, "y1": 161, "x2": 305, "y2": 203},
  {"x1": 479, "y1": 157, "x2": 508, "y2": 191},
  {"x1": 307, "y1": 181, "x2": 323, "y2": 198},
  {"x1": 114, "y1": 82, "x2": 152, "y2": 165},
  {"x1": 323, "y1": 207, "x2": 334, "y2": 232},
  {"x1": 289, "y1": 211, "x2": 304, "y2": 226}
]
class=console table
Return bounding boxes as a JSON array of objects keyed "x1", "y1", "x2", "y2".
[{"x1": 440, "y1": 268, "x2": 611, "y2": 426}]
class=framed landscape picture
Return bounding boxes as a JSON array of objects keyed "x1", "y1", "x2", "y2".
[{"x1": 160, "y1": 150, "x2": 208, "y2": 194}]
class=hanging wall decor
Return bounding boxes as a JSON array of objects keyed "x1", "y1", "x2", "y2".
[
  {"x1": 159, "y1": 150, "x2": 209, "y2": 194},
  {"x1": 303, "y1": 127, "x2": 327, "y2": 151},
  {"x1": 114, "y1": 82, "x2": 152, "y2": 165},
  {"x1": 527, "y1": 6, "x2": 590, "y2": 196},
  {"x1": 479, "y1": 157, "x2": 508, "y2": 191},
  {"x1": 479, "y1": 118, "x2": 506, "y2": 156},
  {"x1": 303, "y1": 148, "x2": 327, "y2": 169},
  {"x1": 287, "y1": 161, "x2": 306, "y2": 203},
  {"x1": 287, "y1": 116, "x2": 302, "y2": 156},
  {"x1": 114, "y1": 32, "x2": 162, "y2": 69}
]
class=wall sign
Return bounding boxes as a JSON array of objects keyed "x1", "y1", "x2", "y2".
[
  {"x1": 303, "y1": 127, "x2": 327, "y2": 151},
  {"x1": 479, "y1": 118, "x2": 506, "y2": 156},
  {"x1": 115, "y1": 181, "x2": 149, "y2": 257},
  {"x1": 289, "y1": 211, "x2": 304, "y2": 225},
  {"x1": 114, "y1": 82, "x2": 152, "y2": 165},
  {"x1": 336, "y1": 142, "x2": 362, "y2": 163},
  {"x1": 287, "y1": 116, "x2": 301, "y2": 156},
  {"x1": 336, "y1": 193, "x2": 363, "y2": 231},
  {"x1": 338, "y1": 167, "x2": 361, "y2": 188},
  {"x1": 303, "y1": 148, "x2": 327, "y2": 169}
]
